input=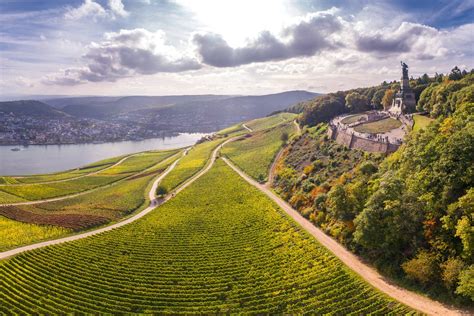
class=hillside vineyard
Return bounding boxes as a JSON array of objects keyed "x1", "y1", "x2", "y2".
[{"x1": 0, "y1": 161, "x2": 411, "y2": 314}]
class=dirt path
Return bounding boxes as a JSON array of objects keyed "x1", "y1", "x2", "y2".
[
  {"x1": 3, "y1": 153, "x2": 139, "y2": 186},
  {"x1": 0, "y1": 152, "x2": 182, "y2": 207},
  {"x1": 293, "y1": 119, "x2": 301, "y2": 134},
  {"x1": 0, "y1": 138, "x2": 236, "y2": 260},
  {"x1": 266, "y1": 120, "x2": 301, "y2": 187},
  {"x1": 242, "y1": 124, "x2": 253, "y2": 132},
  {"x1": 223, "y1": 157, "x2": 469, "y2": 316}
]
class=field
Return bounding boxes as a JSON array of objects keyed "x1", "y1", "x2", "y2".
[
  {"x1": 0, "y1": 150, "x2": 178, "y2": 203},
  {"x1": 0, "y1": 160, "x2": 411, "y2": 314},
  {"x1": 0, "y1": 216, "x2": 70, "y2": 252},
  {"x1": 222, "y1": 122, "x2": 296, "y2": 182},
  {"x1": 413, "y1": 114, "x2": 434, "y2": 132},
  {"x1": 354, "y1": 117, "x2": 402, "y2": 134},
  {"x1": 159, "y1": 137, "x2": 226, "y2": 191},
  {"x1": 0, "y1": 150, "x2": 181, "y2": 250},
  {"x1": 245, "y1": 112, "x2": 296, "y2": 131}
]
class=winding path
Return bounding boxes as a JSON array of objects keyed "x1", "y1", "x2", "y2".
[
  {"x1": 0, "y1": 138, "x2": 235, "y2": 260},
  {"x1": 0, "y1": 152, "x2": 181, "y2": 207},
  {"x1": 222, "y1": 157, "x2": 468, "y2": 316},
  {"x1": 266, "y1": 119, "x2": 301, "y2": 187},
  {"x1": 242, "y1": 123, "x2": 253, "y2": 132}
]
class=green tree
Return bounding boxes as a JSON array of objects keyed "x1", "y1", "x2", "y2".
[
  {"x1": 345, "y1": 92, "x2": 369, "y2": 112},
  {"x1": 371, "y1": 89, "x2": 386, "y2": 109},
  {"x1": 280, "y1": 132, "x2": 289, "y2": 143},
  {"x1": 440, "y1": 257, "x2": 465, "y2": 289},
  {"x1": 327, "y1": 184, "x2": 354, "y2": 221},
  {"x1": 456, "y1": 265, "x2": 474, "y2": 300},
  {"x1": 402, "y1": 251, "x2": 439, "y2": 285},
  {"x1": 156, "y1": 186, "x2": 168, "y2": 197}
]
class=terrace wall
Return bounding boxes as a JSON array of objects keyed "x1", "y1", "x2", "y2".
[{"x1": 327, "y1": 125, "x2": 399, "y2": 154}]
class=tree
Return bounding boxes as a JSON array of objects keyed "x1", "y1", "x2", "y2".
[
  {"x1": 156, "y1": 185, "x2": 168, "y2": 197},
  {"x1": 280, "y1": 132, "x2": 289, "y2": 143},
  {"x1": 402, "y1": 251, "x2": 439, "y2": 285},
  {"x1": 345, "y1": 92, "x2": 369, "y2": 112},
  {"x1": 448, "y1": 66, "x2": 463, "y2": 81},
  {"x1": 381, "y1": 89, "x2": 395, "y2": 110},
  {"x1": 441, "y1": 257, "x2": 465, "y2": 289},
  {"x1": 371, "y1": 89, "x2": 386, "y2": 109},
  {"x1": 326, "y1": 184, "x2": 354, "y2": 221},
  {"x1": 300, "y1": 94, "x2": 346, "y2": 126},
  {"x1": 456, "y1": 265, "x2": 474, "y2": 300}
]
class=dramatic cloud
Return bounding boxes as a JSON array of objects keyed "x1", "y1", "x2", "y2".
[
  {"x1": 193, "y1": 12, "x2": 342, "y2": 67},
  {"x1": 355, "y1": 22, "x2": 446, "y2": 59},
  {"x1": 43, "y1": 29, "x2": 201, "y2": 85},
  {"x1": 64, "y1": 0, "x2": 128, "y2": 20}
]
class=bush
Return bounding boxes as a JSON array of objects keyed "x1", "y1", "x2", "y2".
[
  {"x1": 455, "y1": 265, "x2": 474, "y2": 300},
  {"x1": 402, "y1": 251, "x2": 438, "y2": 285},
  {"x1": 156, "y1": 186, "x2": 168, "y2": 197},
  {"x1": 441, "y1": 257, "x2": 465, "y2": 289}
]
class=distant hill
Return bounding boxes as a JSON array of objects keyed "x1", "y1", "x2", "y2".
[
  {"x1": 37, "y1": 91, "x2": 319, "y2": 132},
  {"x1": 44, "y1": 95, "x2": 236, "y2": 118},
  {"x1": 0, "y1": 100, "x2": 70, "y2": 118},
  {"x1": 115, "y1": 91, "x2": 320, "y2": 132}
]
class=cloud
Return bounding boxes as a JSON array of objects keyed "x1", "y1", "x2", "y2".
[
  {"x1": 193, "y1": 12, "x2": 342, "y2": 67},
  {"x1": 43, "y1": 28, "x2": 201, "y2": 85},
  {"x1": 64, "y1": 0, "x2": 107, "y2": 20},
  {"x1": 108, "y1": 0, "x2": 129, "y2": 17},
  {"x1": 355, "y1": 22, "x2": 447, "y2": 59},
  {"x1": 65, "y1": 0, "x2": 129, "y2": 21}
]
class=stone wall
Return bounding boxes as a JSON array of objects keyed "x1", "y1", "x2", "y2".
[{"x1": 327, "y1": 126, "x2": 399, "y2": 154}]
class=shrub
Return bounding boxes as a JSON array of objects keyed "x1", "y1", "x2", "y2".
[
  {"x1": 440, "y1": 257, "x2": 465, "y2": 290},
  {"x1": 402, "y1": 251, "x2": 438, "y2": 285},
  {"x1": 456, "y1": 265, "x2": 474, "y2": 300},
  {"x1": 156, "y1": 185, "x2": 168, "y2": 197}
]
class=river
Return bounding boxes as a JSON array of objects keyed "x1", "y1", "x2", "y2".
[{"x1": 0, "y1": 133, "x2": 208, "y2": 176}]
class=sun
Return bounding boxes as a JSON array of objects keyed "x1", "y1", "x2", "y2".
[{"x1": 175, "y1": 0, "x2": 296, "y2": 46}]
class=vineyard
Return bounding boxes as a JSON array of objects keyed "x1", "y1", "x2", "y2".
[
  {"x1": 222, "y1": 122, "x2": 296, "y2": 182},
  {"x1": 0, "y1": 216, "x2": 70, "y2": 252},
  {"x1": 245, "y1": 112, "x2": 296, "y2": 131},
  {"x1": 0, "y1": 160, "x2": 412, "y2": 314},
  {"x1": 159, "y1": 137, "x2": 226, "y2": 191},
  {"x1": 0, "y1": 150, "x2": 181, "y2": 250},
  {"x1": 0, "y1": 150, "x2": 178, "y2": 203}
]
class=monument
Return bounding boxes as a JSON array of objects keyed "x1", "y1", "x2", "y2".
[{"x1": 389, "y1": 61, "x2": 416, "y2": 114}]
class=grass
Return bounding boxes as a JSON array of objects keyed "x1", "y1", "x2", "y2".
[
  {"x1": 0, "y1": 150, "x2": 177, "y2": 203},
  {"x1": 222, "y1": 122, "x2": 296, "y2": 182},
  {"x1": 413, "y1": 114, "x2": 434, "y2": 132},
  {"x1": 354, "y1": 117, "x2": 402, "y2": 134},
  {"x1": 341, "y1": 114, "x2": 366, "y2": 124},
  {"x1": 0, "y1": 216, "x2": 71, "y2": 252},
  {"x1": 246, "y1": 112, "x2": 297, "y2": 131},
  {"x1": 159, "y1": 137, "x2": 226, "y2": 191},
  {"x1": 0, "y1": 160, "x2": 412, "y2": 314}
]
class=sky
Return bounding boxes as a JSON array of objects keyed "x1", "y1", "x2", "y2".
[{"x1": 0, "y1": 0, "x2": 473, "y2": 97}]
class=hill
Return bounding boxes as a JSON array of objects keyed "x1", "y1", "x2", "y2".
[
  {"x1": 273, "y1": 70, "x2": 474, "y2": 305},
  {"x1": 119, "y1": 91, "x2": 319, "y2": 132},
  {"x1": 0, "y1": 100, "x2": 70, "y2": 118}
]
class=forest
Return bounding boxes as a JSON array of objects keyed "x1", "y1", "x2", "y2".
[{"x1": 275, "y1": 68, "x2": 474, "y2": 303}]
